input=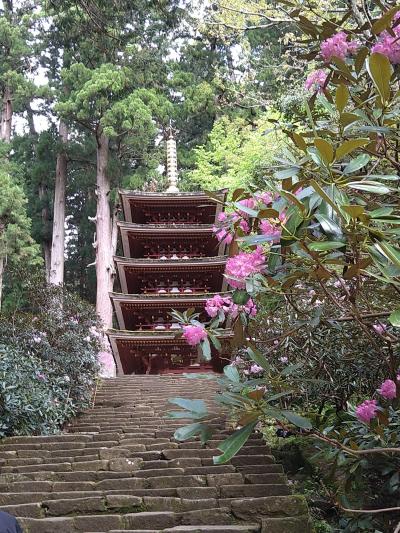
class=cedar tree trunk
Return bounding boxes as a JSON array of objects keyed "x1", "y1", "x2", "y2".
[{"x1": 49, "y1": 120, "x2": 68, "y2": 285}]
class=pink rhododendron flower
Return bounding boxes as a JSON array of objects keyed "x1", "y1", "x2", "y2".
[
  {"x1": 259, "y1": 220, "x2": 281, "y2": 243},
  {"x1": 205, "y1": 294, "x2": 257, "y2": 319},
  {"x1": 305, "y1": 69, "x2": 327, "y2": 92},
  {"x1": 320, "y1": 31, "x2": 359, "y2": 62},
  {"x1": 237, "y1": 198, "x2": 256, "y2": 218},
  {"x1": 243, "y1": 298, "x2": 257, "y2": 317},
  {"x1": 279, "y1": 211, "x2": 287, "y2": 223},
  {"x1": 257, "y1": 192, "x2": 273, "y2": 205},
  {"x1": 216, "y1": 229, "x2": 227, "y2": 242},
  {"x1": 229, "y1": 298, "x2": 257, "y2": 319},
  {"x1": 373, "y1": 323, "x2": 387, "y2": 335},
  {"x1": 223, "y1": 233, "x2": 233, "y2": 245},
  {"x1": 205, "y1": 294, "x2": 232, "y2": 318},
  {"x1": 244, "y1": 363, "x2": 264, "y2": 375},
  {"x1": 355, "y1": 399, "x2": 378, "y2": 423},
  {"x1": 372, "y1": 13, "x2": 400, "y2": 64},
  {"x1": 182, "y1": 325, "x2": 208, "y2": 346},
  {"x1": 218, "y1": 212, "x2": 227, "y2": 222},
  {"x1": 378, "y1": 379, "x2": 397, "y2": 399},
  {"x1": 225, "y1": 247, "x2": 265, "y2": 289},
  {"x1": 232, "y1": 356, "x2": 244, "y2": 366},
  {"x1": 239, "y1": 219, "x2": 250, "y2": 233}
]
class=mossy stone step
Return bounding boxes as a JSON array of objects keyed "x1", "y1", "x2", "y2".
[{"x1": 0, "y1": 375, "x2": 311, "y2": 532}]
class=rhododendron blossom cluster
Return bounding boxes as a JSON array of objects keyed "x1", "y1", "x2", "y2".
[
  {"x1": 378, "y1": 379, "x2": 397, "y2": 399},
  {"x1": 225, "y1": 246, "x2": 265, "y2": 289},
  {"x1": 305, "y1": 69, "x2": 327, "y2": 92},
  {"x1": 320, "y1": 31, "x2": 359, "y2": 62},
  {"x1": 204, "y1": 294, "x2": 232, "y2": 317},
  {"x1": 372, "y1": 13, "x2": 400, "y2": 64},
  {"x1": 205, "y1": 294, "x2": 257, "y2": 320},
  {"x1": 355, "y1": 399, "x2": 378, "y2": 423},
  {"x1": 182, "y1": 325, "x2": 208, "y2": 346},
  {"x1": 244, "y1": 363, "x2": 264, "y2": 376},
  {"x1": 356, "y1": 377, "x2": 398, "y2": 423},
  {"x1": 237, "y1": 198, "x2": 256, "y2": 217},
  {"x1": 212, "y1": 193, "x2": 276, "y2": 244},
  {"x1": 259, "y1": 212, "x2": 286, "y2": 244}
]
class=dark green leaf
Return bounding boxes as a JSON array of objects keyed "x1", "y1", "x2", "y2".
[
  {"x1": 282, "y1": 410, "x2": 313, "y2": 429},
  {"x1": 366, "y1": 53, "x2": 392, "y2": 103},
  {"x1": 343, "y1": 154, "x2": 370, "y2": 175},
  {"x1": 389, "y1": 309, "x2": 400, "y2": 327},
  {"x1": 174, "y1": 423, "x2": 211, "y2": 442},
  {"x1": 223, "y1": 365, "x2": 241, "y2": 383},
  {"x1": 169, "y1": 397, "x2": 207, "y2": 415},
  {"x1": 372, "y1": 7, "x2": 400, "y2": 35},
  {"x1": 232, "y1": 290, "x2": 251, "y2": 305},
  {"x1": 213, "y1": 421, "x2": 257, "y2": 464},
  {"x1": 335, "y1": 84, "x2": 349, "y2": 113},
  {"x1": 308, "y1": 241, "x2": 345, "y2": 251},
  {"x1": 335, "y1": 139, "x2": 369, "y2": 160},
  {"x1": 347, "y1": 181, "x2": 392, "y2": 194},
  {"x1": 247, "y1": 346, "x2": 271, "y2": 373}
]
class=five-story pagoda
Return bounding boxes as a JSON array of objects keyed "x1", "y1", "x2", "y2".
[{"x1": 108, "y1": 130, "x2": 232, "y2": 375}]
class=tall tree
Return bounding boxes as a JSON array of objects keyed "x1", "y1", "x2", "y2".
[
  {"x1": 57, "y1": 65, "x2": 172, "y2": 328},
  {"x1": 49, "y1": 120, "x2": 68, "y2": 285},
  {"x1": 0, "y1": 152, "x2": 40, "y2": 308},
  {"x1": 0, "y1": 0, "x2": 37, "y2": 142},
  {"x1": 49, "y1": 0, "x2": 185, "y2": 330}
]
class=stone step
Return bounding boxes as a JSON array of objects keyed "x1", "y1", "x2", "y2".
[
  {"x1": 1, "y1": 496, "x2": 227, "y2": 519},
  {"x1": 0, "y1": 474, "x2": 228, "y2": 493},
  {"x1": 18, "y1": 507, "x2": 234, "y2": 532},
  {"x1": 0, "y1": 375, "x2": 311, "y2": 531},
  {"x1": 162, "y1": 527, "x2": 260, "y2": 533},
  {"x1": 0, "y1": 487, "x2": 223, "y2": 505},
  {"x1": 0, "y1": 466, "x2": 279, "y2": 488}
]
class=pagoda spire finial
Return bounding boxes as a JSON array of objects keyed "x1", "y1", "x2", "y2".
[{"x1": 166, "y1": 121, "x2": 179, "y2": 193}]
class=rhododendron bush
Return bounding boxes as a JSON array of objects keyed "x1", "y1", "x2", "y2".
[
  {"x1": 0, "y1": 275, "x2": 100, "y2": 437},
  {"x1": 170, "y1": 4, "x2": 400, "y2": 530}
]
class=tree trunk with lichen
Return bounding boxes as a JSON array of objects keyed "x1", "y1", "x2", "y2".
[
  {"x1": 94, "y1": 130, "x2": 116, "y2": 376},
  {"x1": 50, "y1": 120, "x2": 68, "y2": 285},
  {"x1": 95, "y1": 130, "x2": 114, "y2": 328}
]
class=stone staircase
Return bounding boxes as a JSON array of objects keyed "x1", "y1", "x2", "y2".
[{"x1": 0, "y1": 375, "x2": 312, "y2": 532}]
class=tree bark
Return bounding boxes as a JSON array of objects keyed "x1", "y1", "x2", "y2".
[
  {"x1": 95, "y1": 130, "x2": 114, "y2": 329},
  {"x1": 38, "y1": 181, "x2": 51, "y2": 282},
  {"x1": 95, "y1": 130, "x2": 116, "y2": 377},
  {"x1": 49, "y1": 120, "x2": 68, "y2": 285},
  {"x1": 0, "y1": 256, "x2": 4, "y2": 312},
  {"x1": 1, "y1": 86, "x2": 13, "y2": 143}
]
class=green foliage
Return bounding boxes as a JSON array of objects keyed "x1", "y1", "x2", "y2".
[
  {"x1": 173, "y1": 3, "x2": 400, "y2": 529},
  {"x1": 0, "y1": 2, "x2": 38, "y2": 112},
  {"x1": 0, "y1": 153, "x2": 41, "y2": 268},
  {"x1": 185, "y1": 113, "x2": 283, "y2": 191},
  {"x1": 0, "y1": 277, "x2": 100, "y2": 437}
]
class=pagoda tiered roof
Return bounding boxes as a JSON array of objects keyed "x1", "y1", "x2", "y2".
[
  {"x1": 108, "y1": 329, "x2": 234, "y2": 375},
  {"x1": 110, "y1": 291, "x2": 232, "y2": 331},
  {"x1": 108, "y1": 187, "x2": 231, "y2": 375},
  {"x1": 118, "y1": 221, "x2": 226, "y2": 258},
  {"x1": 119, "y1": 189, "x2": 227, "y2": 225},
  {"x1": 114, "y1": 255, "x2": 228, "y2": 295}
]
